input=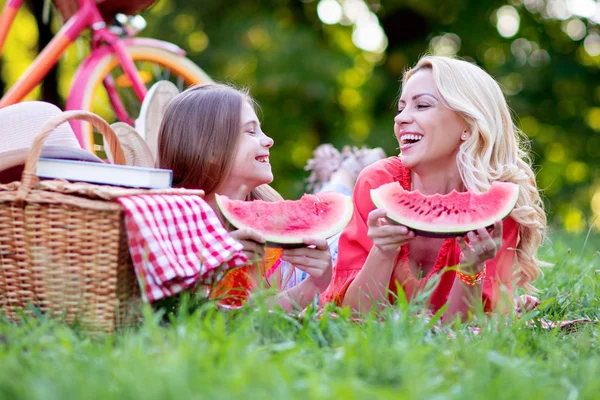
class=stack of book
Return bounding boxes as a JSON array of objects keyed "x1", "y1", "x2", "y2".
[{"x1": 36, "y1": 158, "x2": 172, "y2": 189}]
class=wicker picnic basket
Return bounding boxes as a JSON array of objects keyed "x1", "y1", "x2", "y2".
[
  {"x1": 0, "y1": 110, "x2": 203, "y2": 332},
  {"x1": 52, "y1": 0, "x2": 156, "y2": 22}
]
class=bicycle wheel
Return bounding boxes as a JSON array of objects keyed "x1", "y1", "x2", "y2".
[{"x1": 68, "y1": 44, "x2": 212, "y2": 155}]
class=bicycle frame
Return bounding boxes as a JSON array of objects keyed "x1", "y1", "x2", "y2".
[{"x1": 0, "y1": 0, "x2": 147, "y2": 111}]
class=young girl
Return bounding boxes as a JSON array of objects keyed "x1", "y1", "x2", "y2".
[
  {"x1": 156, "y1": 83, "x2": 332, "y2": 310},
  {"x1": 322, "y1": 55, "x2": 548, "y2": 320}
]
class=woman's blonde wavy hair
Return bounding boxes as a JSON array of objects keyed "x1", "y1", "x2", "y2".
[{"x1": 403, "y1": 55, "x2": 548, "y2": 292}]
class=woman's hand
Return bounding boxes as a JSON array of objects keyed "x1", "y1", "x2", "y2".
[
  {"x1": 230, "y1": 228, "x2": 266, "y2": 262},
  {"x1": 281, "y1": 238, "x2": 332, "y2": 292},
  {"x1": 456, "y1": 220, "x2": 503, "y2": 272},
  {"x1": 367, "y1": 208, "x2": 415, "y2": 257}
]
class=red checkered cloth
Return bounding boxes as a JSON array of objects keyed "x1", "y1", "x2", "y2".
[{"x1": 117, "y1": 194, "x2": 248, "y2": 302}]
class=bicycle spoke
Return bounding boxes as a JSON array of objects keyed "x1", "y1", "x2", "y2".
[
  {"x1": 121, "y1": 87, "x2": 140, "y2": 117},
  {"x1": 177, "y1": 76, "x2": 185, "y2": 91},
  {"x1": 97, "y1": 100, "x2": 115, "y2": 118},
  {"x1": 151, "y1": 63, "x2": 162, "y2": 81}
]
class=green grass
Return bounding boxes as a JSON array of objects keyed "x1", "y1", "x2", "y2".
[{"x1": 1, "y1": 233, "x2": 599, "y2": 400}]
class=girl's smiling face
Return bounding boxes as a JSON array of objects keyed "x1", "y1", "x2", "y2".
[
  {"x1": 394, "y1": 68, "x2": 467, "y2": 172},
  {"x1": 227, "y1": 100, "x2": 274, "y2": 193}
]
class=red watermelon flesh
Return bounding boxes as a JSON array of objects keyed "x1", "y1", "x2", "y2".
[
  {"x1": 215, "y1": 192, "x2": 353, "y2": 248},
  {"x1": 370, "y1": 181, "x2": 519, "y2": 238}
]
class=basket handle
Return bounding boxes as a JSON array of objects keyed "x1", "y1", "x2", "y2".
[{"x1": 17, "y1": 110, "x2": 127, "y2": 200}]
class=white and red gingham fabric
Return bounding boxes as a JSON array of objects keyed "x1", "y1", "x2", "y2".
[{"x1": 117, "y1": 194, "x2": 248, "y2": 302}]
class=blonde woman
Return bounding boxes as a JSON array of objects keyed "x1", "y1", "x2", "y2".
[{"x1": 322, "y1": 55, "x2": 547, "y2": 320}]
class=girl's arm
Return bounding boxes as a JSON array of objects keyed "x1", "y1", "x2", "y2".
[
  {"x1": 342, "y1": 209, "x2": 415, "y2": 313},
  {"x1": 229, "y1": 228, "x2": 266, "y2": 260},
  {"x1": 275, "y1": 278, "x2": 321, "y2": 311},
  {"x1": 276, "y1": 237, "x2": 332, "y2": 310}
]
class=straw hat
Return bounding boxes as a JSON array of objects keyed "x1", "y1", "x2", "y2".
[
  {"x1": 0, "y1": 101, "x2": 102, "y2": 182},
  {"x1": 107, "y1": 122, "x2": 155, "y2": 168},
  {"x1": 135, "y1": 80, "x2": 180, "y2": 160}
]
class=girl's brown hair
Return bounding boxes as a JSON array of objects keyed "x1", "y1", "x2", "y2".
[{"x1": 157, "y1": 83, "x2": 282, "y2": 201}]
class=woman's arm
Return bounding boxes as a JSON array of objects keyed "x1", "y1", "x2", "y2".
[
  {"x1": 443, "y1": 272, "x2": 484, "y2": 322},
  {"x1": 342, "y1": 209, "x2": 415, "y2": 313},
  {"x1": 320, "y1": 158, "x2": 409, "y2": 306},
  {"x1": 443, "y1": 220, "x2": 505, "y2": 321}
]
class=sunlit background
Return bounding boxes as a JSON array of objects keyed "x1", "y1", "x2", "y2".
[{"x1": 2, "y1": 0, "x2": 600, "y2": 235}]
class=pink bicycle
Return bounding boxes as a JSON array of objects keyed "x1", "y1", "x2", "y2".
[{"x1": 0, "y1": 0, "x2": 212, "y2": 154}]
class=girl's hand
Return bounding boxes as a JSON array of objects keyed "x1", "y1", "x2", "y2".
[
  {"x1": 367, "y1": 208, "x2": 415, "y2": 257},
  {"x1": 282, "y1": 238, "x2": 332, "y2": 292},
  {"x1": 230, "y1": 228, "x2": 266, "y2": 262},
  {"x1": 456, "y1": 220, "x2": 503, "y2": 272}
]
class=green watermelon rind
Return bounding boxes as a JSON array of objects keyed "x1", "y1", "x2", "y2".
[
  {"x1": 370, "y1": 182, "x2": 520, "y2": 237},
  {"x1": 215, "y1": 193, "x2": 354, "y2": 247}
]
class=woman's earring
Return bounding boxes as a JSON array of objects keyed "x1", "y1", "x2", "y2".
[{"x1": 461, "y1": 132, "x2": 467, "y2": 140}]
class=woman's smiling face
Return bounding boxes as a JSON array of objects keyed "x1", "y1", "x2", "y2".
[{"x1": 394, "y1": 68, "x2": 467, "y2": 172}]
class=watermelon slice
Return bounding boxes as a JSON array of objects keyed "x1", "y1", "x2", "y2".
[
  {"x1": 215, "y1": 192, "x2": 353, "y2": 248},
  {"x1": 370, "y1": 181, "x2": 519, "y2": 238}
]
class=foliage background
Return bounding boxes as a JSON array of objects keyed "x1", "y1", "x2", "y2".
[{"x1": 2, "y1": 0, "x2": 600, "y2": 235}]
